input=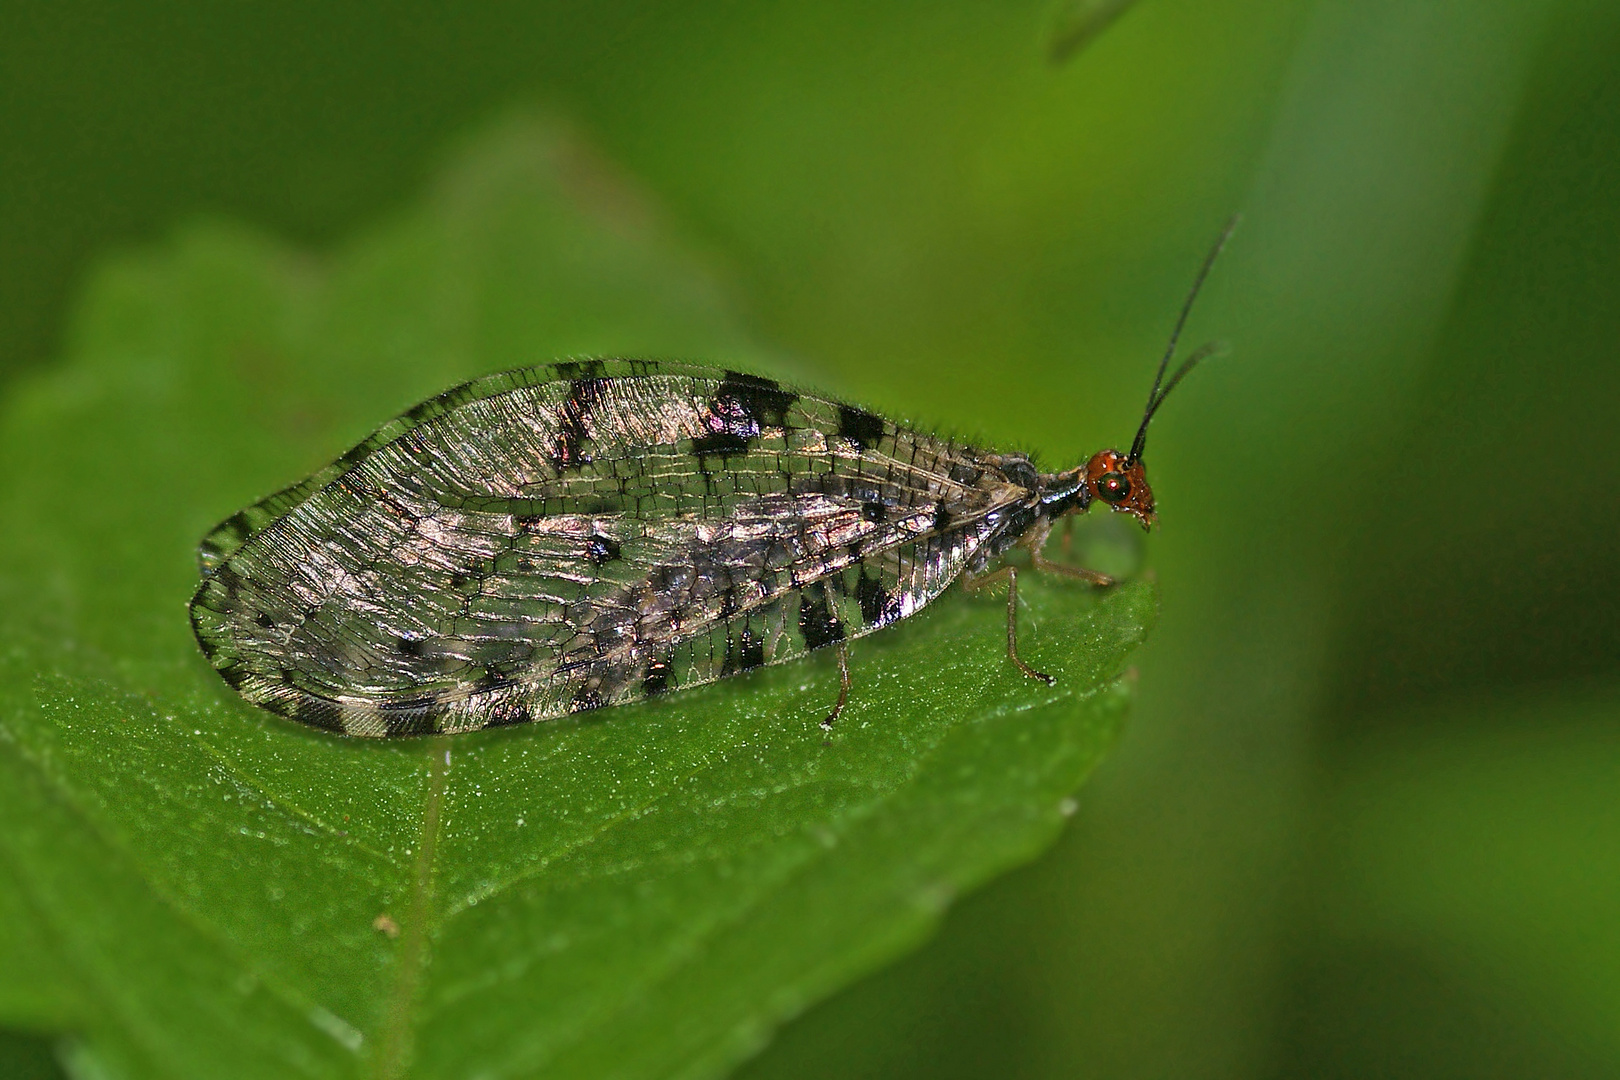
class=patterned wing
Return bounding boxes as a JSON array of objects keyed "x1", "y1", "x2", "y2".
[{"x1": 189, "y1": 361, "x2": 1038, "y2": 736}]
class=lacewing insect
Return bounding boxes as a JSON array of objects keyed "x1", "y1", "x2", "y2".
[{"x1": 190, "y1": 219, "x2": 1236, "y2": 737}]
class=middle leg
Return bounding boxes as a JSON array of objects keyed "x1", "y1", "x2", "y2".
[{"x1": 963, "y1": 564, "x2": 1055, "y2": 685}]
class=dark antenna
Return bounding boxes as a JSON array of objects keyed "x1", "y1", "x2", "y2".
[{"x1": 1127, "y1": 214, "x2": 1240, "y2": 465}]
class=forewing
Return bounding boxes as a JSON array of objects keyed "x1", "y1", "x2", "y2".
[{"x1": 189, "y1": 361, "x2": 1030, "y2": 735}]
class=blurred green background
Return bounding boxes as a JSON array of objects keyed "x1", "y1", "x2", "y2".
[{"x1": 4, "y1": 0, "x2": 1617, "y2": 1076}]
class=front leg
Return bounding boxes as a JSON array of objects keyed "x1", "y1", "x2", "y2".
[{"x1": 1023, "y1": 517, "x2": 1114, "y2": 586}]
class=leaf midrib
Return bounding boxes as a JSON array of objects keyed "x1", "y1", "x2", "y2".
[{"x1": 373, "y1": 739, "x2": 450, "y2": 1080}]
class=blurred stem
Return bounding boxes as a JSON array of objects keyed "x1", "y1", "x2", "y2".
[{"x1": 1047, "y1": 0, "x2": 1144, "y2": 64}]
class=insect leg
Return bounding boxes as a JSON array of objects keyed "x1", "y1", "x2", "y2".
[
  {"x1": 1024, "y1": 517, "x2": 1113, "y2": 586},
  {"x1": 963, "y1": 565, "x2": 1055, "y2": 685},
  {"x1": 821, "y1": 642, "x2": 852, "y2": 730},
  {"x1": 1031, "y1": 547, "x2": 1113, "y2": 586}
]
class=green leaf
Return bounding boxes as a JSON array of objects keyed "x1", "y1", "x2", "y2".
[{"x1": 0, "y1": 114, "x2": 1154, "y2": 1080}]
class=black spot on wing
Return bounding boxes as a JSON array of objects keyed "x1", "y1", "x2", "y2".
[
  {"x1": 861, "y1": 500, "x2": 887, "y2": 523},
  {"x1": 932, "y1": 500, "x2": 952, "y2": 533},
  {"x1": 549, "y1": 377, "x2": 608, "y2": 470},
  {"x1": 643, "y1": 655, "x2": 673, "y2": 695},
  {"x1": 570, "y1": 686, "x2": 605, "y2": 713},
  {"x1": 798, "y1": 582, "x2": 845, "y2": 651},
  {"x1": 585, "y1": 534, "x2": 622, "y2": 565},
  {"x1": 396, "y1": 634, "x2": 425, "y2": 658},
  {"x1": 838, "y1": 405, "x2": 886, "y2": 451},
  {"x1": 858, "y1": 571, "x2": 902, "y2": 628},
  {"x1": 712, "y1": 371, "x2": 798, "y2": 432},
  {"x1": 255, "y1": 612, "x2": 276, "y2": 630},
  {"x1": 722, "y1": 627, "x2": 765, "y2": 675}
]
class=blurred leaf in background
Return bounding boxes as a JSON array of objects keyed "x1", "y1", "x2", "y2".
[
  {"x1": 1280, "y1": 688, "x2": 1620, "y2": 1080},
  {"x1": 2, "y1": 0, "x2": 1618, "y2": 1077}
]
